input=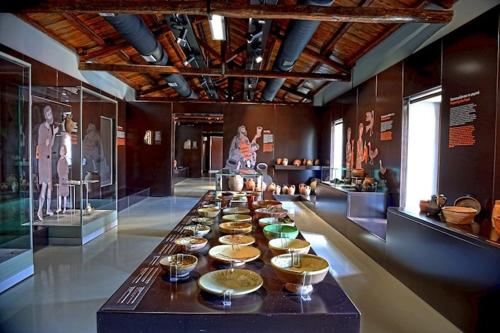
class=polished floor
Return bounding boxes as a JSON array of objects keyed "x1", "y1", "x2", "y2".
[{"x1": 0, "y1": 178, "x2": 460, "y2": 333}]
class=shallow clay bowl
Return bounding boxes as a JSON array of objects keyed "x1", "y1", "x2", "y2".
[
  {"x1": 441, "y1": 206, "x2": 477, "y2": 225},
  {"x1": 258, "y1": 217, "x2": 295, "y2": 228},
  {"x1": 254, "y1": 207, "x2": 288, "y2": 220},
  {"x1": 221, "y1": 214, "x2": 252, "y2": 223},
  {"x1": 270, "y1": 253, "x2": 329, "y2": 286},
  {"x1": 222, "y1": 207, "x2": 251, "y2": 215},
  {"x1": 197, "y1": 207, "x2": 220, "y2": 218},
  {"x1": 175, "y1": 236, "x2": 208, "y2": 252},
  {"x1": 159, "y1": 254, "x2": 198, "y2": 277},
  {"x1": 183, "y1": 224, "x2": 210, "y2": 237},
  {"x1": 219, "y1": 222, "x2": 253, "y2": 234},
  {"x1": 252, "y1": 200, "x2": 282, "y2": 210},
  {"x1": 268, "y1": 238, "x2": 311, "y2": 256},
  {"x1": 263, "y1": 224, "x2": 298, "y2": 240}
]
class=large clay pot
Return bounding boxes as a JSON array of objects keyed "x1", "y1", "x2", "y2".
[
  {"x1": 298, "y1": 183, "x2": 306, "y2": 195},
  {"x1": 276, "y1": 158, "x2": 283, "y2": 165},
  {"x1": 293, "y1": 160, "x2": 301, "y2": 167},
  {"x1": 245, "y1": 178, "x2": 256, "y2": 191},
  {"x1": 282, "y1": 158, "x2": 289, "y2": 166},
  {"x1": 228, "y1": 175, "x2": 244, "y2": 192},
  {"x1": 288, "y1": 185, "x2": 296, "y2": 195},
  {"x1": 267, "y1": 183, "x2": 276, "y2": 193}
]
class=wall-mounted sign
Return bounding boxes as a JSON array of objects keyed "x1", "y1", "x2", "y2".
[
  {"x1": 154, "y1": 131, "x2": 161, "y2": 145},
  {"x1": 380, "y1": 113, "x2": 395, "y2": 142},
  {"x1": 117, "y1": 126, "x2": 126, "y2": 146},
  {"x1": 144, "y1": 130, "x2": 152, "y2": 145},
  {"x1": 448, "y1": 90, "x2": 479, "y2": 148},
  {"x1": 262, "y1": 130, "x2": 274, "y2": 153}
]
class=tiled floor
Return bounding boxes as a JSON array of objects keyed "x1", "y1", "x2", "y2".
[{"x1": 0, "y1": 178, "x2": 460, "y2": 333}]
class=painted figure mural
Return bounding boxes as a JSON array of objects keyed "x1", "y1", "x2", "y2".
[{"x1": 225, "y1": 125, "x2": 263, "y2": 170}]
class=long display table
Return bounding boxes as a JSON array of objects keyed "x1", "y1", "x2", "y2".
[{"x1": 97, "y1": 191, "x2": 360, "y2": 333}]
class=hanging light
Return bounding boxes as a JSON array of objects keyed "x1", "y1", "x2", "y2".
[{"x1": 208, "y1": 14, "x2": 226, "y2": 41}]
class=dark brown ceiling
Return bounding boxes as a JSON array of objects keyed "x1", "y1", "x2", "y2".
[{"x1": 16, "y1": 0, "x2": 450, "y2": 104}]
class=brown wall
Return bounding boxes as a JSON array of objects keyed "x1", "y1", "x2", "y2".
[
  {"x1": 126, "y1": 102, "x2": 173, "y2": 196},
  {"x1": 175, "y1": 125, "x2": 203, "y2": 178},
  {"x1": 321, "y1": 7, "x2": 500, "y2": 213},
  {"x1": 223, "y1": 104, "x2": 321, "y2": 185}
]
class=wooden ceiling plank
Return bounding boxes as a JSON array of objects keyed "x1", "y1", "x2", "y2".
[
  {"x1": 7, "y1": 1, "x2": 453, "y2": 24},
  {"x1": 61, "y1": 13, "x2": 106, "y2": 46},
  {"x1": 136, "y1": 96, "x2": 311, "y2": 105},
  {"x1": 79, "y1": 62, "x2": 351, "y2": 81}
]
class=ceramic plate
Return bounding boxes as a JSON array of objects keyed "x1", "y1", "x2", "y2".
[
  {"x1": 175, "y1": 236, "x2": 208, "y2": 251},
  {"x1": 209, "y1": 245, "x2": 261, "y2": 264},
  {"x1": 198, "y1": 269, "x2": 263, "y2": 296},
  {"x1": 219, "y1": 222, "x2": 253, "y2": 234},
  {"x1": 219, "y1": 234, "x2": 255, "y2": 246},
  {"x1": 184, "y1": 224, "x2": 210, "y2": 237},
  {"x1": 221, "y1": 214, "x2": 252, "y2": 223},
  {"x1": 222, "y1": 207, "x2": 251, "y2": 215},
  {"x1": 216, "y1": 192, "x2": 247, "y2": 202}
]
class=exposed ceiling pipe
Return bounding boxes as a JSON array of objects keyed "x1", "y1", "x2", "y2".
[
  {"x1": 102, "y1": 14, "x2": 198, "y2": 99},
  {"x1": 261, "y1": 0, "x2": 334, "y2": 102}
]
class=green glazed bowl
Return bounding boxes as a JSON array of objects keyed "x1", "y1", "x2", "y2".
[{"x1": 263, "y1": 224, "x2": 298, "y2": 240}]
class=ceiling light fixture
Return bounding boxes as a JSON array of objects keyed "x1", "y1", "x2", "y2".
[
  {"x1": 208, "y1": 14, "x2": 226, "y2": 41},
  {"x1": 255, "y1": 55, "x2": 263, "y2": 64}
]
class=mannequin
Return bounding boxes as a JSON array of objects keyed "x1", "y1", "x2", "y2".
[
  {"x1": 56, "y1": 145, "x2": 69, "y2": 214},
  {"x1": 37, "y1": 105, "x2": 59, "y2": 221}
]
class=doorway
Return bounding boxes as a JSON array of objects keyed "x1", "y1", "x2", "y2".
[{"x1": 401, "y1": 89, "x2": 441, "y2": 210}]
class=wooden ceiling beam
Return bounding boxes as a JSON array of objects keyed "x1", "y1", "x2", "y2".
[
  {"x1": 6, "y1": 1, "x2": 453, "y2": 24},
  {"x1": 79, "y1": 62, "x2": 351, "y2": 81},
  {"x1": 62, "y1": 13, "x2": 107, "y2": 46},
  {"x1": 137, "y1": 96, "x2": 311, "y2": 105},
  {"x1": 279, "y1": 85, "x2": 313, "y2": 100}
]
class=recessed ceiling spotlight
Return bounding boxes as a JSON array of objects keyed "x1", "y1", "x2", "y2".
[{"x1": 208, "y1": 14, "x2": 226, "y2": 41}]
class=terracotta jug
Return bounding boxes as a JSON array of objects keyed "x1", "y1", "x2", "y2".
[
  {"x1": 64, "y1": 114, "x2": 75, "y2": 133},
  {"x1": 299, "y1": 183, "x2": 306, "y2": 195},
  {"x1": 304, "y1": 186, "x2": 311, "y2": 196},
  {"x1": 282, "y1": 185, "x2": 289, "y2": 195},
  {"x1": 267, "y1": 183, "x2": 276, "y2": 193},
  {"x1": 275, "y1": 185, "x2": 281, "y2": 195},
  {"x1": 314, "y1": 159, "x2": 320, "y2": 166},
  {"x1": 228, "y1": 175, "x2": 244, "y2": 192},
  {"x1": 288, "y1": 185, "x2": 296, "y2": 195},
  {"x1": 282, "y1": 158, "x2": 289, "y2": 166},
  {"x1": 276, "y1": 158, "x2": 283, "y2": 165},
  {"x1": 306, "y1": 160, "x2": 313, "y2": 166},
  {"x1": 245, "y1": 178, "x2": 256, "y2": 191},
  {"x1": 293, "y1": 159, "x2": 301, "y2": 167}
]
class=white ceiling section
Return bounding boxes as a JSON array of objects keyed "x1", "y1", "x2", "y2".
[
  {"x1": 314, "y1": 0, "x2": 500, "y2": 106},
  {"x1": 0, "y1": 13, "x2": 136, "y2": 101}
]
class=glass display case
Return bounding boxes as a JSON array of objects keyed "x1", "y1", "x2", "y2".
[
  {"x1": 31, "y1": 85, "x2": 117, "y2": 245},
  {"x1": 0, "y1": 51, "x2": 34, "y2": 293},
  {"x1": 215, "y1": 169, "x2": 263, "y2": 193}
]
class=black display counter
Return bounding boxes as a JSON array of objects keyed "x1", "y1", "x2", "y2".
[{"x1": 97, "y1": 191, "x2": 360, "y2": 333}]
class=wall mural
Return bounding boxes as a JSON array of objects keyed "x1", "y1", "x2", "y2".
[{"x1": 225, "y1": 125, "x2": 263, "y2": 170}]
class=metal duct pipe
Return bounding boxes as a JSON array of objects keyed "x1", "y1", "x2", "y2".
[
  {"x1": 103, "y1": 14, "x2": 197, "y2": 99},
  {"x1": 262, "y1": 0, "x2": 334, "y2": 101}
]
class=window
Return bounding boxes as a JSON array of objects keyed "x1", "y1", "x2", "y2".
[
  {"x1": 402, "y1": 90, "x2": 441, "y2": 210},
  {"x1": 331, "y1": 119, "x2": 344, "y2": 180}
]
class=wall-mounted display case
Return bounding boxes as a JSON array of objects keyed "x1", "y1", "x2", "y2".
[
  {"x1": 0, "y1": 51, "x2": 34, "y2": 293},
  {"x1": 31, "y1": 85, "x2": 117, "y2": 245}
]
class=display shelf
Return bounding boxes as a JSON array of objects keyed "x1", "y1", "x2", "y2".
[
  {"x1": 273, "y1": 165, "x2": 323, "y2": 171},
  {"x1": 97, "y1": 191, "x2": 360, "y2": 333}
]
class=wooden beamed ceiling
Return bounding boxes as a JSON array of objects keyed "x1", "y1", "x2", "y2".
[{"x1": 9, "y1": 0, "x2": 454, "y2": 104}]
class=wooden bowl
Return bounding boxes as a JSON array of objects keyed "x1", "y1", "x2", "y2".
[
  {"x1": 268, "y1": 238, "x2": 311, "y2": 256},
  {"x1": 441, "y1": 206, "x2": 477, "y2": 225}
]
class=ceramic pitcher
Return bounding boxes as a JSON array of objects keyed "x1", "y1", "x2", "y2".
[
  {"x1": 288, "y1": 185, "x2": 296, "y2": 195},
  {"x1": 245, "y1": 178, "x2": 256, "y2": 191},
  {"x1": 228, "y1": 175, "x2": 244, "y2": 192},
  {"x1": 275, "y1": 185, "x2": 281, "y2": 195},
  {"x1": 304, "y1": 186, "x2": 311, "y2": 196},
  {"x1": 299, "y1": 183, "x2": 306, "y2": 195}
]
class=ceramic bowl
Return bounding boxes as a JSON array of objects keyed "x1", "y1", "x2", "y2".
[
  {"x1": 270, "y1": 254, "x2": 329, "y2": 293},
  {"x1": 254, "y1": 207, "x2": 288, "y2": 220},
  {"x1": 218, "y1": 234, "x2": 256, "y2": 246},
  {"x1": 191, "y1": 217, "x2": 215, "y2": 225},
  {"x1": 263, "y1": 224, "x2": 298, "y2": 240},
  {"x1": 183, "y1": 224, "x2": 211, "y2": 237},
  {"x1": 223, "y1": 207, "x2": 251, "y2": 215},
  {"x1": 441, "y1": 206, "x2": 477, "y2": 225},
  {"x1": 252, "y1": 200, "x2": 282, "y2": 210},
  {"x1": 208, "y1": 245, "x2": 261, "y2": 266},
  {"x1": 197, "y1": 207, "x2": 220, "y2": 218},
  {"x1": 175, "y1": 236, "x2": 208, "y2": 252},
  {"x1": 268, "y1": 238, "x2": 311, "y2": 256},
  {"x1": 221, "y1": 214, "x2": 252, "y2": 223},
  {"x1": 198, "y1": 269, "x2": 263, "y2": 296},
  {"x1": 258, "y1": 217, "x2": 295, "y2": 228},
  {"x1": 159, "y1": 254, "x2": 198, "y2": 278},
  {"x1": 219, "y1": 222, "x2": 253, "y2": 234}
]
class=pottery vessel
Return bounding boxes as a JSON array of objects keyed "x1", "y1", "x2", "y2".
[
  {"x1": 64, "y1": 114, "x2": 75, "y2": 133},
  {"x1": 304, "y1": 186, "x2": 311, "y2": 196},
  {"x1": 268, "y1": 238, "x2": 311, "y2": 256},
  {"x1": 276, "y1": 158, "x2": 283, "y2": 165},
  {"x1": 351, "y1": 168, "x2": 365, "y2": 178},
  {"x1": 275, "y1": 185, "x2": 281, "y2": 195},
  {"x1": 288, "y1": 185, "x2": 296, "y2": 195},
  {"x1": 419, "y1": 200, "x2": 430, "y2": 213},
  {"x1": 267, "y1": 183, "x2": 276, "y2": 193},
  {"x1": 298, "y1": 183, "x2": 306, "y2": 195},
  {"x1": 282, "y1": 185, "x2": 289, "y2": 195},
  {"x1": 254, "y1": 207, "x2": 288, "y2": 220},
  {"x1": 228, "y1": 175, "x2": 244, "y2": 192},
  {"x1": 492, "y1": 200, "x2": 500, "y2": 234},
  {"x1": 310, "y1": 178, "x2": 318, "y2": 193},
  {"x1": 252, "y1": 200, "x2": 283, "y2": 210},
  {"x1": 159, "y1": 254, "x2": 198, "y2": 278},
  {"x1": 306, "y1": 159, "x2": 313, "y2": 166},
  {"x1": 245, "y1": 178, "x2": 256, "y2": 191},
  {"x1": 441, "y1": 206, "x2": 476, "y2": 225},
  {"x1": 282, "y1": 158, "x2": 289, "y2": 166},
  {"x1": 293, "y1": 159, "x2": 302, "y2": 167},
  {"x1": 314, "y1": 159, "x2": 320, "y2": 166}
]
